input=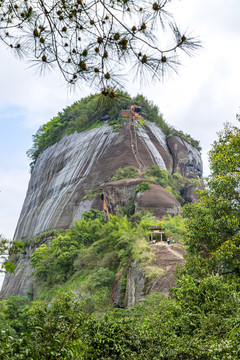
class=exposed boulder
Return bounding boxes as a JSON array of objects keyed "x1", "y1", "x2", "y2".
[
  {"x1": 167, "y1": 136, "x2": 202, "y2": 177},
  {"x1": 135, "y1": 183, "x2": 180, "y2": 216}
]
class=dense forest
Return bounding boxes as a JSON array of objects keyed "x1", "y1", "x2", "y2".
[
  {"x1": 0, "y1": 122, "x2": 239, "y2": 359},
  {"x1": 27, "y1": 92, "x2": 201, "y2": 167}
]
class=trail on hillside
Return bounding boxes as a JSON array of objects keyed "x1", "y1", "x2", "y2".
[
  {"x1": 128, "y1": 120, "x2": 145, "y2": 175},
  {"x1": 148, "y1": 242, "x2": 185, "y2": 293},
  {"x1": 154, "y1": 242, "x2": 184, "y2": 260}
]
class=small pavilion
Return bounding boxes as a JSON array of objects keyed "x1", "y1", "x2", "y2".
[{"x1": 148, "y1": 226, "x2": 164, "y2": 243}]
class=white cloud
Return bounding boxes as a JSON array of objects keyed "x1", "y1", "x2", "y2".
[
  {"x1": 0, "y1": 169, "x2": 30, "y2": 239},
  {"x1": 0, "y1": 45, "x2": 90, "y2": 130}
]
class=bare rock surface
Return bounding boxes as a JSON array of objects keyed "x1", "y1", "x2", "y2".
[
  {"x1": 135, "y1": 183, "x2": 180, "y2": 216},
  {"x1": 13, "y1": 121, "x2": 202, "y2": 242},
  {"x1": 167, "y1": 136, "x2": 202, "y2": 177},
  {"x1": 124, "y1": 242, "x2": 185, "y2": 308},
  {"x1": 150, "y1": 242, "x2": 185, "y2": 293}
]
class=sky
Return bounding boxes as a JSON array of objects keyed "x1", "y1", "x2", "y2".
[{"x1": 0, "y1": 0, "x2": 240, "y2": 242}]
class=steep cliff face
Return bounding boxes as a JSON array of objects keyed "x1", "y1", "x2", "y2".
[
  {"x1": 2, "y1": 118, "x2": 202, "y2": 298},
  {"x1": 2, "y1": 235, "x2": 55, "y2": 298},
  {"x1": 13, "y1": 120, "x2": 202, "y2": 241},
  {"x1": 167, "y1": 136, "x2": 202, "y2": 177}
]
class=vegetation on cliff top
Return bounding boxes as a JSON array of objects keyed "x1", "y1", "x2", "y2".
[{"x1": 27, "y1": 92, "x2": 201, "y2": 166}]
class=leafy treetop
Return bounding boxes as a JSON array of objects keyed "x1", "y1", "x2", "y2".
[
  {"x1": 0, "y1": 234, "x2": 24, "y2": 273},
  {"x1": 183, "y1": 121, "x2": 240, "y2": 279}
]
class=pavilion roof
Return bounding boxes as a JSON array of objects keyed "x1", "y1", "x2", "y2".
[{"x1": 148, "y1": 226, "x2": 164, "y2": 231}]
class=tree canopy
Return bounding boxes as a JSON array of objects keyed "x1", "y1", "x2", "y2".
[
  {"x1": 0, "y1": 0, "x2": 200, "y2": 91},
  {"x1": 0, "y1": 235, "x2": 24, "y2": 273},
  {"x1": 183, "y1": 121, "x2": 240, "y2": 279}
]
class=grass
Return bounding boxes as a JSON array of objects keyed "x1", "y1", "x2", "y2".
[
  {"x1": 133, "y1": 239, "x2": 156, "y2": 267},
  {"x1": 87, "y1": 122, "x2": 104, "y2": 131},
  {"x1": 111, "y1": 166, "x2": 139, "y2": 181},
  {"x1": 82, "y1": 189, "x2": 99, "y2": 201},
  {"x1": 22, "y1": 229, "x2": 64, "y2": 247},
  {"x1": 144, "y1": 266, "x2": 165, "y2": 279}
]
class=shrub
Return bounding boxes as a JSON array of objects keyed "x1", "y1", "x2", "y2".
[
  {"x1": 91, "y1": 268, "x2": 115, "y2": 288},
  {"x1": 73, "y1": 247, "x2": 98, "y2": 271},
  {"x1": 143, "y1": 165, "x2": 169, "y2": 187},
  {"x1": 4, "y1": 296, "x2": 30, "y2": 333},
  {"x1": 23, "y1": 229, "x2": 63, "y2": 247},
  {"x1": 102, "y1": 251, "x2": 120, "y2": 270},
  {"x1": 135, "y1": 182, "x2": 150, "y2": 193},
  {"x1": 111, "y1": 166, "x2": 139, "y2": 181},
  {"x1": 81, "y1": 209, "x2": 106, "y2": 223}
]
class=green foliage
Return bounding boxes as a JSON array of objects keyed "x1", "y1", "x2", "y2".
[
  {"x1": 159, "y1": 215, "x2": 186, "y2": 243},
  {"x1": 173, "y1": 275, "x2": 239, "y2": 316},
  {"x1": 101, "y1": 251, "x2": 120, "y2": 270},
  {"x1": 81, "y1": 209, "x2": 106, "y2": 223},
  {"x1": 133, "y1": 94, "x2": 169, "y2": 133},
  {"x1": 167, "y1": 129, "x2": 201, "y2": 151},
  {"x1": 209, "y1": 122, "x2": 240, "y2": 177},
  {"x1": 138, "y1": 118, "x2": 145, "y2": 124},
  {"x1": 27, "y1": 91, "x2": 131, "y2": 165},
  {"x1": 144, "y1": 165, "x2": 169, "y2": 187},
  {"x1": 22, "y1": 229, "x2": 64, "y2": 247},
  {"x1": 0, "y1": 234, "x2": 24, "y2": 273},
  {"x1": 0, "y1": 291, "x2": 88, "y2": 359},
  {"x1": 91, "y1": 267, "x2": 115, "y2": 288},
  {"x1": 82, "y1": 190, "x2": 99, "y2": 201},
  {"x1": 111, "y1": 166, "x2": 139, "y2": 181},
  {"x1": 1, "y1": 288, "x2": 240, "y2": 360},
  {"x1": 118, "y1": 182, "x2": 151, "y2": 218},
  {"x1": 135, "y1": 182, "x2": 150, "y2": 193},
  {"x1": 26, "y1": 291, "x2": 86, "y2": 358},
  {"x1": 143, "y1": 164, "x2": 200, "y2": 205},
  {"x1": 122, "y1": 198, "x2": 136, "y2": 217},
  {"x1": 133, "y1": 238, "x2": 155, "y2": 268},
  {"x1": 4, "y1": 296, "x2": 31, "y2": 334},
  {"x1": 30, "y1": 213, "x2": 135, "y2": 299},
  {"x1": 182, "y1": 122, "x2": 240, "y2": 279},
  {"x1": 30, "y1": 234, "x2": 83, "y2": 286}
]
